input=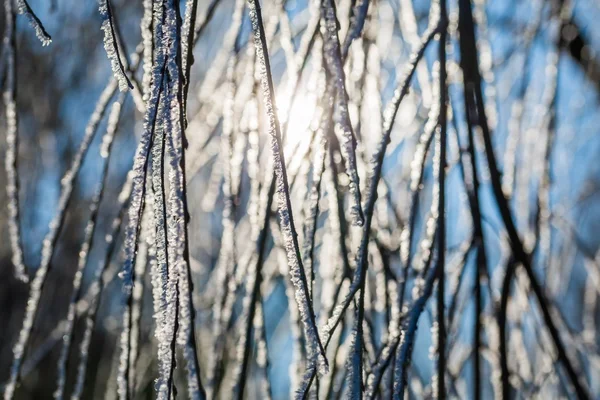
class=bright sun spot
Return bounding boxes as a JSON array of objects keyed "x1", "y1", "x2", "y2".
[{"x1": 277, "y1": 90, "x2": 318, "y2": 154}]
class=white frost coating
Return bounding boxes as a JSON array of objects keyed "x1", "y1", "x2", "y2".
[
  {"x1": 181, "y1": 0, "x2": 196, "y2": 80},
  {"x1": 118, "y1": 0, "x2": 169, "y2": 396},
  {"x1": 180, "y1": 0, "x2": 200, "y2": 124},
  {"x1": 154, "y1": 100, "x2": 180, "y2": 400},
  {"x1": 300, "y1": 113, "x2": 329, "y2": 300},
  {"x1": 16, "y1": 0, "x2": 51, "y2": 45},
  {"x1": 141, "y1": 0, "x2": 154, "y2": 102},
  {"x1": 117, "y1": 306, "x2": 132, "y2": 400},
  {"x1": 399, "y1": 69, "x2": 440, "y2": 271},
  {"x1": 254, "y1": 299, "x2": 273, "y2": 400},
  {"x1": 3, "y1": 0, "x2": 28, "y2": 283},
  {"x1": 149, "y1": 94, "x2": 177, "y2": 400},
  {"x1": 207, "y1": 55, "x2": 238, "y2": 394},
  {"x1": 286, "y1": 273, "x2": 304, "y2": 397},
  {"x1": 230, "y1": 250, "x2": 259, "y2": 398},
  {"x1": 148, "y1": 240, "x2": 163, "y2": 333},
  {"x1": 390, "y1": 25, "x2": 444, "y2": 400},
  {"x1": 70, "y1": 172, "x2": 132, "y2": 400},
  {"x1": 163, "y1": 2, "x2": 204, "y2": 398},
  {"x1": 502, "y1": 101, "x2": 522, "y2": 198},
  {"x1": 147, "y1": 202, "x2": 163, "y2": 330},
  {"x1": 344, "y1": 321, "x2": 363, "y2": 400},
  {"x1": 247, "y1": 95, "x2": 260, "y2": 229},
  {"x1": 54, "y1": 96, "x2": 124, "y2": 400},
  {"x1": 99, "y1": 0, "x2": 133, "y2": 91},
  {"x1": 3, "y1": 77, "x2": 118, "y2": 400},
  {"x1": 71, "y1": 300, "x2": 96, "y2": 400},
  {"x1": 128, "y1": 211, "x2": 149, "y2": 395},
  {"x1": 391, "y1": 264, "x2": 439, "y2": 399},
  {"x1": 341, "y1": 0, "x2": 369, "y2": 59},
  {"x1": 120, "y1": 0, "x2": 166, "y2": 306},
  {"x1": 298, "y1": 19, "x2": 441, "y2": 397},
  {"x1": 321, "y1": 0, "x2": 364, "y2": 226},
  {"x1": 247, "y1": 0, "x2": 328, "y2": 375}
]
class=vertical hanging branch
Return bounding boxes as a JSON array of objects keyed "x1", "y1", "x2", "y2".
[
  {"x1": 534, "y1": 1, "x2": 564, "y2": 290},
  {"x1": 298, "y1": 17, "x2": 442, "y2": 398},
  {"x1": 457, "y1": 0, "x2": 590, "y2": 398},
  {"x1": 151, "y1": 87, "x2": 178, "y2": 400},
  {"x1": 247, "y1": 0, "x2": 327, "y2": 378},
  {"x1": 99, "y1": 0, "x2": 133, "y2": 91},
  {"x1": 128, "y1": 210, "x2": 150, "y2": 396},
  {"x1": 300, "y1": 51, "x2": 330, "y2": 303},
  {"x1": 119, "y1": 0, "x2": 169, "y2": 397},
  {"x1": 436, "y1": 0, "x2": 448, "y2": 396},
  {"x1": 340, "y1": 0, "x2": 369, "y2": 59},
  {"x1": 120, "y1": 0, "x2": 167, "y2": 344},
  {"x1": 498, "y1": 256, "x2": 514, "y2": 400},
  {"x1": 501, "y1": 2, "x2": 543, "y2": 200},
  {"x1": 321, "y1": 0, "x2": 364, "y2": 226},
  {"x1": 53, "y1": 94, "x2": 126, "y2": 400},
  {"x1": 231, "y1": 180, "x2": 273, "y2": 400},
  {"x1": 163, "y1": 1, "x2": 205, "y2": 398},
  {"x1": 453, "y1": 88, "x2": 490, "y2": 400},
  {"x1": 230, "y1": 97, "x2": 320, "y2": 397},
  {"x1": 70, "y1": 173, "x2": 132, "y2": 400},
  {"x1": 392, "y1": 258, "x2": 441, "y2": 399},
  {"x1": 3, "y1": 0, "x2": 598, "y2": 396},
  {"x1": 180, "y1": 0, "x2": 199, "y2": 124},
  {"x1": 207, "y1": 53, "x2": 240, "y2": 396},
  {"x1": 3, "y1": 0, "x2": 28, "y2": 283},
  {"x1": 254, "y1": 294, "x2": 273, "y2": 400},
  {"x1": 398, "y1": 88, "x2": 439, "y2": 305},
  {"x1": 15, "y1": 0, "x2": 51, "y2": 45},
  {"x1": 4, "y1": 1, "x2": 231, "y2": 390},
  {"x1": 117, "y1": 288, "x2": 135, "y2": 400},
  {"x1": 4, "y1": 78, "x2": 119, "y2": 400},
  {"x1": 391, "y1": 65, "x2": 444, "y2": 399},
  {"x1": 150, "y1": 13, "x2": 179, "y2": 400},
  {"x1": 204, "y1": 4, "x2": 250, "y2": 390},
  {"x1": 300, "y1": 108, "x2": 329, "y2": 302},
  {"x1": 141, "y1": 0, "x2": 154, "y2": 102}
]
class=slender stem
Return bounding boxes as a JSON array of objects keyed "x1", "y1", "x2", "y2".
[
  {"x1": 457, "y1": 0, "x2": 590, "y2": 398},
  {"x1": 436, "y1": 1, "x2": 447, "y2": 396}
]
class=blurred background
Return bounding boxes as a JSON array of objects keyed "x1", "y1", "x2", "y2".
[{"x1": 0, "y1": 0, "x2": 599, "y2": 398}]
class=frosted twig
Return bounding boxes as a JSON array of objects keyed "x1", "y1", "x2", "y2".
[
  {"x1": 457, "y1": 0, "x2": 590, "y2": 397},
  {"x1": 16, "y1": 0, "x2": 51, "y2": 45},
  {"x1": 297, "y1": 19, "x2": 441, "y2": 398},
  {"x1": 392, "y1": 259, "x2": 440, "y2": 399},
  {"x1": 99, "y1": 0, "x2": 134, "y2": 91},
  {"x1": 207, "y1": 54, "x2": 240, "y2": 395},
  {"x1": 4, "y1": 77, "x2": 119, "y2": 400},
  {"x1": 321, "y1": 0, "x2": 364, "y2": 226},
  {"x1": 254, "y1": 295, "x2": 273, "y2": 400},
  {"x1": 54, "y1": 94, "x2": 125, "y2": 400},
  {"x1": 71, "y1": 171, "x2": 133, "y2": 400},
  {"x1": 163, "y1": 1, "x2": 205, "y2": 397},
  {"x1": 436, "y1": 2, "x2": 448, "y2": 394},
  {"x1": 150, "y1": 82, "x2": 177, "y2": 400},
  {"x1": 118, "y1": 0, "x2": 168, "y2": 396},
  {"x1": 3, "y1": 0, "x2": 28, "y2": 283},
  {"x1": 340, "y1": 0, "x2": 369, "y2": 58},
  {"x1": 141, "y1": 0, "x2": 154, "y2": 102},
  {"x1": 249, "y1": 0, "x2": 327, "y2": 378},
  {"x1": 300, "y1": 94, "x2": 330, "y2": 301}
]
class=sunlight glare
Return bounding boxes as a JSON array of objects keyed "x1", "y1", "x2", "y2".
[{"x1": 278, "y1": 89, "x2": 318, "y2": 155}]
